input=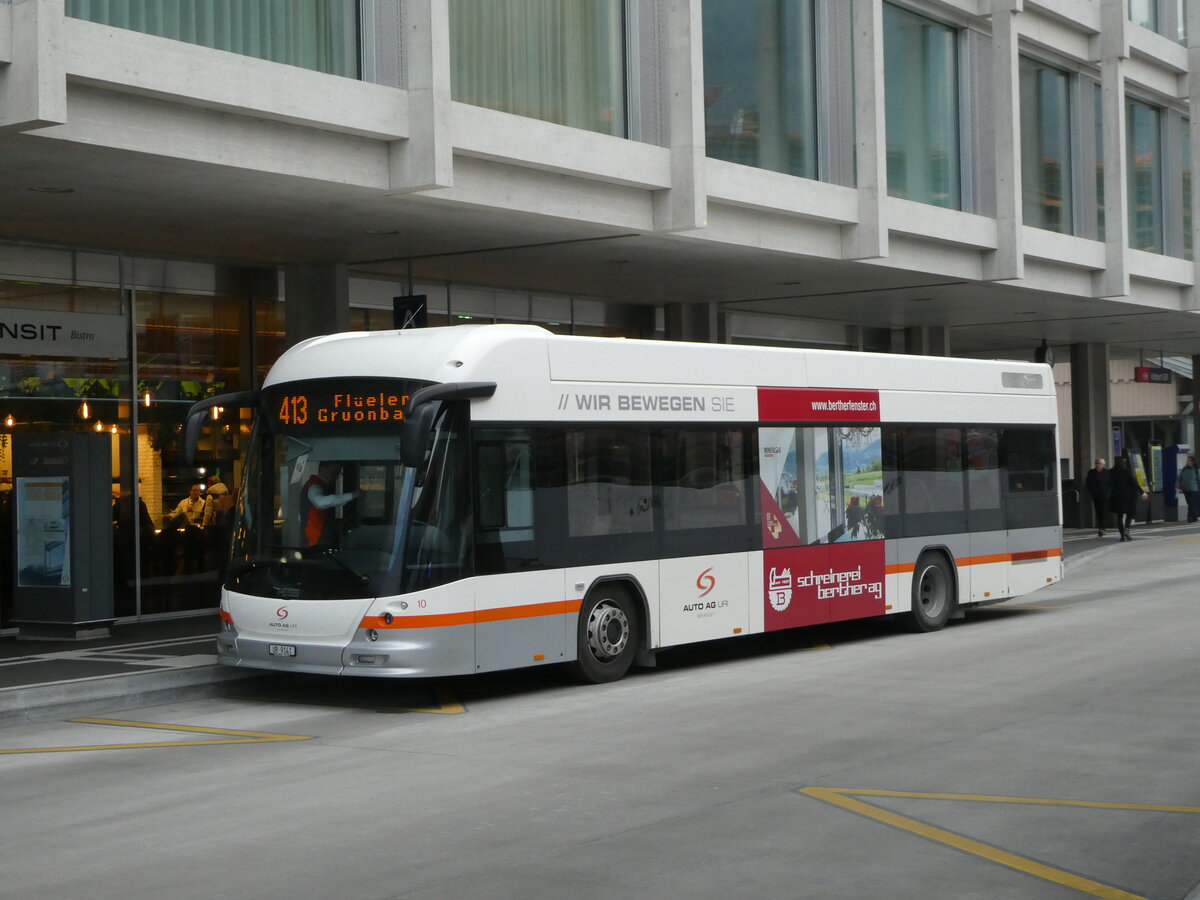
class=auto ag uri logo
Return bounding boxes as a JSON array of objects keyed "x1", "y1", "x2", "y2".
[
  {"x1": 696, "y1": 567, "x2": 716, "y2": 598},
  {"x1": 270, "y1": 606, "x2": 296, "y2": 629}
]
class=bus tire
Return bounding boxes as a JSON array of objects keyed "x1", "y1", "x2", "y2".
[
  {"x1": 907, "y1": 552, "x2": 955, "y2": 633},
  {"x1": 568, "y1": 585, "x2": 639, "y2": 684}
]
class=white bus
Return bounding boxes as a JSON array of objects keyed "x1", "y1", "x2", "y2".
[{"x1": 187, "y1": 324, "x2": 1061, "y2": 683}]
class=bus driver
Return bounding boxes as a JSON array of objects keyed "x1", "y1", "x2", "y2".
[{"x1": 301, "y1": 461, "x2": 363, "y2": 547}]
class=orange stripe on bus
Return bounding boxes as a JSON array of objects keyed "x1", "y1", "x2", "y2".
[
  {"x1": 360, "y1": 599, "x2": 582, "y2": 631},
  {"x1": 888, "y1": 548, "x2": 1060, "y2": 575},
  {"x1": 959, "y1": 554, "x2": 1009, "y2": 567}
]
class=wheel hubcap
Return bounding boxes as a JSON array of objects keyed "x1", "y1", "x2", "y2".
[
  {"x1": 586, "y1": 600, "x2": 629, "y2": 662},
  {"x1": 917, "y1": 565, "x2": 946, "y2": 618}
]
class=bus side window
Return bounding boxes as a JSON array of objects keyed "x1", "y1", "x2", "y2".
[
  {"x1": 476, "y1": 437, "x2": 534, "y2": 541},
  {"x1": 566, "y1": 429, "x2": 653, "y2": 537},
  {"x1": 662, "y1": 428, "x2": 747, "y2": 531}
]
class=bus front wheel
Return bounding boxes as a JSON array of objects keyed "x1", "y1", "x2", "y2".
[
  {"x1": 569, "y1": 586, "x2": 639, "y2": 684},
  {"x1": 907, "y1": 552, "x2": 955, "y2": 633}
]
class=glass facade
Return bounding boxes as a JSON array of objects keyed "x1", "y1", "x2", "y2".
[
  {"x1": 0, "y1": 281, "x2": 128, "y2": 628},
  {"x1": 0, "y1": 247, "x2": 278, "y2": 627},
  {"x1": 66, "y1": 0, "x2": 361, "y2": 78},
  {"x1": 1020, "y1": 58, "x2": 1073, "y2": 234},
  {"x1": 1127, "y1": 100, "x2": 1163, "y2": 253},
  {"x1": 701, "y1": 0, "x2": 818, "y2": 179},
  {"x1": 883, "y1": 3, "x2": 961, "y2": 209},
  {"x1": 133, "y1": 291, "x2": 254, "y2": 616},
  {"x1": 449, "y1": 0, "x2": 627, "y2": 138}
]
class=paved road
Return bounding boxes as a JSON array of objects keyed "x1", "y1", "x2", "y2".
[{"x1": 3, "y1": 532, "x2": 1200, "y2": 899}]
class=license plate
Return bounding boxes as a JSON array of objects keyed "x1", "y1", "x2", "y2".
[{"x1": 268, "y1": 644, "x2": 297, "y2": 658}]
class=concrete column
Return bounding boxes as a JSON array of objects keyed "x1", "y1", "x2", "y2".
[
  {"x1": 1192, "y1": 354, "x2": 1200, "y2": 451},
  {"x1": 663, "y1": 302, "x2": 718, "y2": 343},
  {"x1": 893, "y1": 326, "x2": 951, "y2": 357},
  {"x1": 985, "y1": 0, "x2": 1023, "y2": 281},
  {"x1": 0, "y1": 0, "x2": 67, "y2": 133},
  {"x1": 1070, "y1": 342, "x2": 1111, "y2": 528},
  {"x1": 653, "y1": 0, "x2": 707, "y2": 232},
  {"x1": 1096, "y1": 0, "x2": 1130, "y2": 299},
  {"x1": 388, "y1": 0, "x2": 453, "y2": 193},
  {"x1": 284, "y1": 264, "x2": 350, "y2": 348},
  {"x1": 842, "y1": 0, "x2": 888, "y2": 260}
]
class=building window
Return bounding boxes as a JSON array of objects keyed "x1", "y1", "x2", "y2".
[
  {"x1": 1127, "y1": 99, "x2": 1164, "y2": 253},
  {"x1": 449, "y1": 0, "x2": 627, "y2": 138},
  {"x1": 1020, "y1": 58, "x2": 1074, "y2": 234},
  {"x1": 1095, "y1": 84, "x2": 1106, "y2": 242},
  {"x1": 1130, "y1": 0, "x2": 1188, "y2": 44},
  {"x1": 66, "y1": 0, "x2": 361, "y2": 78},
  {"x1": 883, "y1": 3, "x2": 961, "y2": 209},
  {"x1": 701, "y1": 0, "x2": 817, "y2": 179},
  {"x1": 1183, "y1": 122, "x2": 1193, "y2": 261},
  {"x1": 1130, "y1": 0, "x2": 1159, "y2": 31}
]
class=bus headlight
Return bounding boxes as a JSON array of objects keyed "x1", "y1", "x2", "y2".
[{"x1": 367, "y1": 629, "x2": 379, "y2": 642}]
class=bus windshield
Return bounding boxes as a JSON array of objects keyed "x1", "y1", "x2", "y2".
[{"x1": 228, "y1": 378, "x2": 472, "y2": 600}]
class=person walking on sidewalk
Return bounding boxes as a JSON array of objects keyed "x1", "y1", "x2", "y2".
[
  {"x1": 1084, "y1": 457, "x2": 1111, "y2": 537},
  {"x1": 1176, "y1": 455, "x2": 1200, "y2": 523},
  {"x1": 1108, "y1": 455, "x2": 1146, "y2": 541}
]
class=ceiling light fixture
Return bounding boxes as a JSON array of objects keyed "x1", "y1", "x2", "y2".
[{"x1": 28, "y1": 186, "x2": 75, "y2": 194}]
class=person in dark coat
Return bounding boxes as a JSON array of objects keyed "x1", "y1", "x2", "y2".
[
  {"x1": 1176, "y1": 455, "x2": 1200, "y2": 523},
  {"x1": 1108, "y1": 455, "x2": 1146, "y2": 541},
  {"x1": 1083, "y1": 457, "x2": 1110, "y2": 537}
]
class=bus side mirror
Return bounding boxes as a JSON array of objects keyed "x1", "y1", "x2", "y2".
[
  {"x1": 401, "y1": 403, "x2": 437, "y2": 468},
  {"x1": 184, "y1": 390, "x2": 259, "y2": 466},
  {"x1": 399, "y1": 381, "x2": 497, "y2": 469}
]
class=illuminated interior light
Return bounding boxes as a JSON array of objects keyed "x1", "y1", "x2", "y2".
[
  {"x1": 211, "y1": 406, "x2": 223, "y2": 421},
  {"x1": 93, "y1": 420, "x2": 105, "y2": 432},
  {"x1": 79, "y1": 401, "x2": 90, "y2": 419},
  {"x1": 143, "y1": 391, "x2": 152, "y2": 407},
  {"x1": 3, "y1": 414, "x2": 14, "y2": 427}
]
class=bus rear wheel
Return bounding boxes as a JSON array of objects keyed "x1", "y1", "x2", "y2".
[
  {"x1": 907, "y1": 552, "x2": 955, "y2": 633},
  {"x1": 569, "y1": 586, "x2": 639, "y2": 684}
]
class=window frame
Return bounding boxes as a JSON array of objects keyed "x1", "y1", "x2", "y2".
[{"x1": 882, "y1": 1, "x2": 967, "y2": 210}]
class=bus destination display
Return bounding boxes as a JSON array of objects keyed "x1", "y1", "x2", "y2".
[{"x1": 266, "y1": 379, "x2": 428, "y2": 432}]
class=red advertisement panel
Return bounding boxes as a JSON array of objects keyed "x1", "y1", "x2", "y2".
[
  {"x1": 758, "y1": 387, "x2": 880, "y2": 422},
  {"x1": 763, "y1": 541, "x2": 886, "y2": 631}
]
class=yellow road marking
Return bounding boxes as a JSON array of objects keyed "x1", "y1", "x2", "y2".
[
  {"x1": 402, "y1": 686, "x2": 466, "y2": 715},
  {"x1": 0, "y1": 718, "x2": 312, "y2": 755},
  {"x1": 799, "y1": 787, "x2": 1200, "y2": 900},
  {"x1": 235, "y1": 683, "x2": 466, "y2": 714}
]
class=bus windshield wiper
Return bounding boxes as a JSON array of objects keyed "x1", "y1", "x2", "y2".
[
  {"x1": 271, "y1": 544, "x2": 371, "y2": 587},
  {"x1": 317, "y1": 549, "x2": 371, "y2": 587},
  {"x1": 228, "y1": 557, "x2": 280, "y2": 579}
]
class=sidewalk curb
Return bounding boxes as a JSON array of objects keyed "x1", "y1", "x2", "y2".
[{"x1": 0, "y1": 665, "x2": 264, "y2": 728}]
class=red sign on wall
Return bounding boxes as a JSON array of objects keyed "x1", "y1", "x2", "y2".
[{"x1": 1134, "y1": 367, "x2": 1172, "y2": 384}]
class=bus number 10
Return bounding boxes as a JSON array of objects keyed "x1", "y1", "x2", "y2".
[{"x1": 278, "y1": 395, "x2": 308, "y2": 425}]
